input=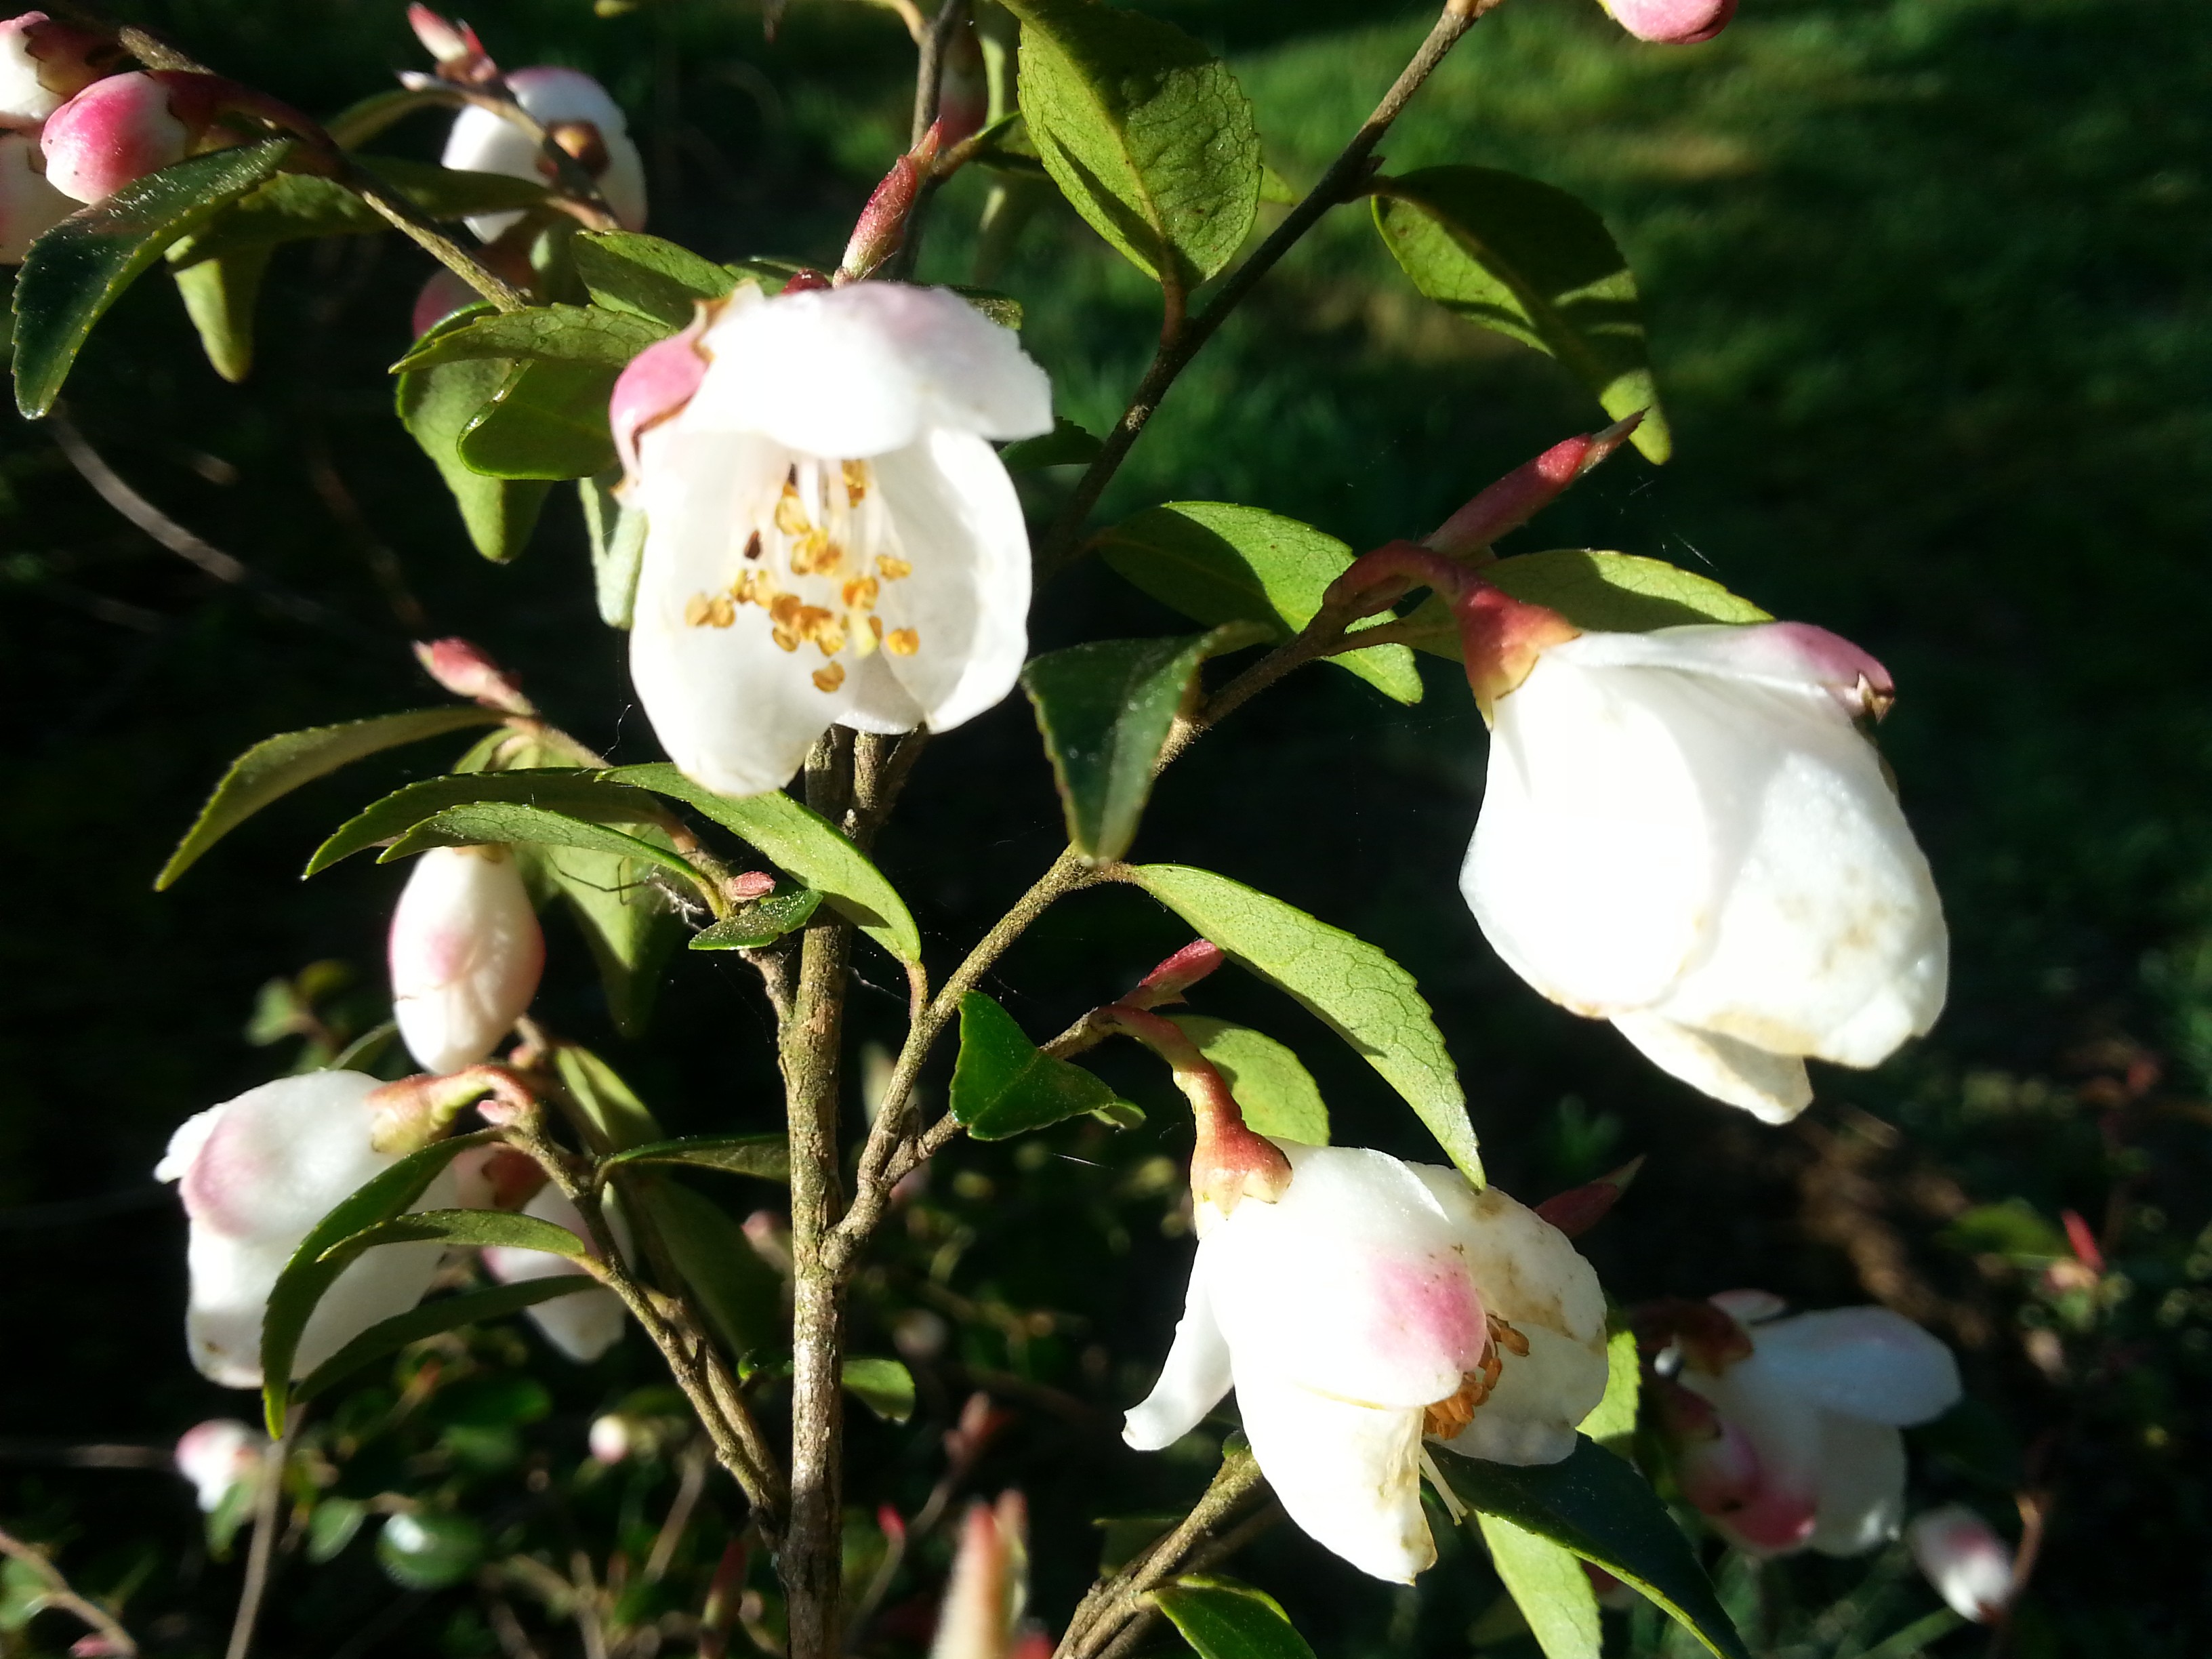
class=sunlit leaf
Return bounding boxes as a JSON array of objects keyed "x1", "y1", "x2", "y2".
[
  {"x1": 581, "y1": 470, "x2": 646, "y2": 628},
  {"x1": 1151, "y1": 1578, "x2": 1317, "y2": 1659},
  {"x1": 842, "y1": 1356, "x2": 916, "y2": 1422},
  {"x1": 393, "y1": 302, "x2": 668, "y2": 373},
  {"x1": 457, "y1": 356, "x2": 623, "y2": 480},
  {"x1": 600, "y1": 1134, "x2": 791, "y2": 1183},
  {"x1": 171, "y1": 243, "x2": 271, "y2": 382},
  {"x1": 1478, "y1": 1516, "x2": 1602, "y2": 1659},
  {"x1": 397, "y1": 327, "x2": 552, "y2": 562},
  {"x1": 381, "y1": 802, "x2": 708, "y2": 899},
  {"x1": 950, "y1": 991, "x2": 1130, "y2": 1139},
  {"x1": 572, "y1": 228, "x2": 740, "y2": 327},
  {"x1": 689, "y1": 887, "x2": 823, "y2": 950},
  {"x1": 306, "y1": 770, "x2": 673, "y2": 874},
  {"x1": 552, "y1": 1044, "x2": 666, "y2": 1153},
  {"x1": 1164, "y1": 1016, "x2": 1328, "y2": 1145}
]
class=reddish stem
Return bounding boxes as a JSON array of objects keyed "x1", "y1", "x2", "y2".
[{"x1": 1092, "y1": 1006, "x2": 1289, "y2": 1218}]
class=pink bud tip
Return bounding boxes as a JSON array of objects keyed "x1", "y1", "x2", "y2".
[
  {"x1": 1532, "y1": 1155, "x2": 1643, "y2": 1237},
  {"x1": 413, "y1": 635, "x2": 534, "y2": 714},
  {"x1": 609, "y1": 311, "x2": 710, "y2": 487},
  {"x1": 781, "y1": 268, "x2": 832, "y2": 294},
  {"x1": 877, "y1": 1503, "x2": 907, "y2": 1544},
  {"x1": 39, "y1": 70, "x2": 192, "y2": 202},
  {"x1": 411, "y1": 268, "x2": 476, "y2": 339},
  {"x1": 1127, "y1": 939, "x2": 1227, "y2": 1008},
  {"x1": 2060, "y1": 1208, "x2": 2104, "y2": 1273},
  {"x1": 1603, "y1": 0, "x2": 1736, "y2": 43},
  {"x1": 1907, "y1": 1505, "x2": 2017, "y2": 1623},
  {"x1": 408, "y1": 4, "x2": 496, "y2": 81},
  {"x1": 588, "y1": 1413, "x2": 633, "y2": 1465},
  {"x1": 1425, "y1": 413, "x2": 1643, "y2": 556},
  {"x1": 0, "y1": 12, "x2": 119, "y2": 132}
]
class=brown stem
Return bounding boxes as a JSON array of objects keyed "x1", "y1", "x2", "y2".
[
  {"x1": 909, "y1": 0, "x2": 970, "y2": 147},
  {"x1": 224, "y1": 1416, "x2": 291, "y2": 1659},
  {"x1": 0, "y1": 1523, "x2": 140, "y2": 1658},
  {"x1": 1054, "y1": 1448, "x2": 1266, "y2": 1659},
  {"x1": 1035, "y1": 1, "x2": 1483, "y2": 578}
]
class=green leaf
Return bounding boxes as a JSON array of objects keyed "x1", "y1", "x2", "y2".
[
  {"x1": 689, "y1": 887, "x2": 823, "y2": 949},
  {"x1": 157, "y1": 705, "x2": 506, "y2": 890},
  {"x1": 382, "y1": 802, "x2": 709, "y2": 897},
  {"x1": 12, "y1": 139, "x2": 293, "y2": 418},
  {"x1": 552, "y1": 1044, "x2": 665, "y2": 1153},
  {"x1": 166, "y1": 161, "x2": 552, "y2": 265},
  {"x1": 305, "y1": 770, "x2": 674, "y2": 875},
  {"x1": 1373, "y1": 165, "x2": 1671, "y2": 463},
  {"x1": 950, "y1": 991, "x2": 1130, "y2": 1139},
  {"x1": 1021, "y1": 628, "x2": 1255, "y2": 864},
  {"x1": 1002, "y1": 0, "x2": 1261, "y2": 295},
  {"x1": 600, "y1": 1134, "x2": 791, "y2": 1183},
  {"x1": 1399, "y1": 550, "x2": 1769, "y2": 660},
  {"x1": 581, "y1": 470, "x2": 646, "y2": 628},
  {"x1": 171, "y1": 243, "x2": 272, "y2": 382},
  {"x1": 294, "y1": 1278, "x2": 601, "y2": 1407},
  {"x1": 841, "y1": 1357, "x2": 916, "y2": 1422},
  {"x1": 1579, "y1": 1328, "x2": 1640, "y2": 1451},
  {"x1": 457, "y1": 356, "x2": 623, "y2": 480},
  {"x1": 609, "y1": 764, "x2": 923, "y2": 962},
  {"x1": 1097, "y1": 502, "x2": 1422, "y2": 704},
  {"x1": 1164, "y1": 1016, "x2": 1327, "y2": 1145},
  {"x1": 377, "y1": 1513, "x2": 486, "y2": 1591},
  {"x1": 1151, "y1": 1579, "x2": 1316, "y2": 1659},
  {"x1": 1001, "y1": 415, "x2": 1101, "y2": 473},
  {"x1": 1432, "y1": 1438, "x2": 1750, "y2": 1659},
  {"x1": 321, "y1": 1207, "x2": 592, "y2": 1268},
  {"x1": 261, "y1": 1130, "x2": 501, "y2": 1431},
  {"x1": 394, "y1": 303, "x2": 669, "y2": 373},
  {"x1": 1477, "y1": 1516, "x2": 1602, "y2": 1659},
  {"x1": 1128, "y1": 864, "x2": 1479, "y2": 1182},
  {"x1": 535, "y1": 838, "x2": 684, "y2": 1038},
  {"x1": 572, "y1": 229, "x2": 739, "y2": 328},
  {"x1": 397, "y1": 344, "x2": 552, "y2": 562},
  {"x1": 306, "y1": 1497, "x2": 368, "y2": 1565},
  {"x1": 949, "y1": 285, "x2": 1024, "y2": 330},
  {"x1": 631, "y1": 1176, "x2": 783, "y2": 1357}
]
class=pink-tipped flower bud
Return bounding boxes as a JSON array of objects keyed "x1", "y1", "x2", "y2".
[
  {"x1": 413, "y1": 636, "x2": 535, "y2": 715},
  {"x1": 0, "y1": 128, "x2": 70, "y2": 261},
  {"x1": 588, "y1": 1412, "x2": 635, "y2": 1465},
  {"x1": 39, "y1": 70, "x2": 234, "y2": 203},
  {"x1": 174, "y1": 1418, "x2": 266, "y2": 1511},
  {"x1": 0, "y1": 12, "x2": 117, "y2": 131},
  {"x1": 930, "y1": 1494, "x2": 1029, "y2": 1659},
  {"x1": 609, "y1": 307, "x2": 710, "y2": 489},
  {"x1": 411, "y1": 266, "x2": 478, "y2": 338},
  {"x1": 388, "y1": 844, "x2": 545, "y2": 1076},
  {"x1": 1124, "y1": 940, "x2": 1227, "y2": 1010},
  {"x1": 1906, "y1": 1504, "x2": 2016, "y2": 1622},
  {"x1": 1424, "y1": 414, "x2": 1643, "y2": 558},
  {"x1": 407, "y1": 4, "x2": 498, "y2": 85},
  {"x1": 441, "y1": 65, "x2": 645, "y2": 237},
  {"x1": 838, "y1": 122, "x2": 940, "y2": 284},
  {"x1": 1601, "y1": 0, "x2": 1736, "y2": 43},
  {"x1": 1532, "y1": 1155, "x2": 1643, "y2": 1239}
]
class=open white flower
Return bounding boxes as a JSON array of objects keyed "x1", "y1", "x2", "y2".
[
  {"x1": 480, "y1": 1182, "x2": 628, "y2": 1364},
  {"x1": 1673, "y1": 1299, "x2": 1961, "y2": 1557},
  {"x1": 1124, "y1": 1143, "x2": 1607, "y2": 1583},
  {"x1": 441, "y1": 64, "x2": 646, "y2": 239},
  {"x1": 617, "y1": 281, "x2": 1052, "y2": 798},
  {"x1": 155, "y1": 1071, "x2": 459, "y2": 1387},
  {"x1": 388, "y1": 844, "x2": 544, "y2": 1076},
  {"x1": 1464, "y1": 620, "x2": 1947, "y2": 1122}
]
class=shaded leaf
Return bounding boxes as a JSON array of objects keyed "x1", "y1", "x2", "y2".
[
  {"x1": 580, "y1": 470, "x2": 645, "y2": 628},
  {"x1": 689, "y1": 887, "x2": 823, "y2": 949},
  {"x1": 1164, "y1": 1016, "x2": 1327, "y2": 1145},
  {"x1": 632, "y1": 1175, "x2": 784, "y2": 1358},
  {"x1": 1478, "y1": 1515, "x2": 1602, "y2": 1659},
  {"x1": 457, "y1": 356, "x2": 623, "y2": 480},
  {"x1": 842, "y1": 1356, "x2": 916, "y2": 1422},
  {"x1": 321, "y1": 1208, "x2": 592, "y2": 1267},
  {"x1": 305, "y1": 770, "x2": 673, "y2": 874},
  {"x1": 950, "y1": 991, "x2": 1129, "y2": 1139},
  {"x1": 306, "y1": 1497, "x2": 368, "y2": 1564},
  {"x1": 397, "y1": 341, "x2": 552, "y2": 562},
  {"x1": 1152, "y1": 1580, "x2": 1316, "y2": 1659},
  {"x1": 1129, "y1": 864, "x2": 1479, "y2": 1182},
  {"x1": 1373, "y1": 165, "x2": 1671, "y2": 462},
  {"x1": 382, "y1": 802, "x2": 708, "y2": 895},
  {"x1": 157, "y1": 705, "x2": 505, "y2": 890},
  {"x1": 600, "y1": 1134, "x2": 791, "y2": 1183},
  {"x1": 1002, "y1": 415, "x2": 1103, "y2": 472},
  {"x1": 572, "y1": 229, "x2": 739, "y2": 327},
  {"x1": 552, "y1": 1044, "x2": 665, "y2": 1154},
  {"x1": 377, "y1": 1513, "x2": 485, "y2": 1591},
  {"x1": 393, "y1": 302, "x2": 668, "y2": 373},
  {"x1": 533, "y1": 838, "x2": 684, "y2": 1038},
  {"x1": 294, "y1": 1278, "x2": 600, "y2": 1406},
  {"x1": 167, "y1": 161, "x2": 552, "y2": 264},
  {"x1": 171, "y1": 242, "x2": 271, "y2": 382}
]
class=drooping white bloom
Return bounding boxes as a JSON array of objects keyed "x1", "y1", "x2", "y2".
[
  {"x1": 1464, "y1": 621, "x2": 1948, "y2": 1123},
  {"x1": 1907, "y1": 1504, "x2": 2016, "y2": 1622},
  {"x1": 441, "y1": 65, "x2": 646, "y2": 239},
  {"x1": 388, "y1": 844, "x2": 544, "y2": 1076},
  {"x1": 480, "y1": 1182, "x2": 628, "y2": 1363},
  {"x1": 1125, "y1": 1143, "x2": 1608, "y2": 1583},
  {"x1": 1673, "y1": 1299, "x2": 1961, "y2": 1557},
  {"x1": 173, "y1": 1418, "x2": 266, "y2": 1511},
  {"x1": 155, "y1": 1071, "x2": 459, "y2": 1387},
  {"x1": 0, "y1": 129, "x2": 70, "y2": 262},
  {"x1": 617, "y1": 282, "x2": 1052, "y2": 798}
]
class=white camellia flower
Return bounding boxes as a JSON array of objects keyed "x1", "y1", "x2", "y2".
[
  {"x1": 1464, "y1": 619, "x2": 1948, "y2": 1122},
  {"x1": 1673, "y1": 1298, "x2": 1961, "y2": 1557},
  {"x1": 1907, "y1": 1503, "x2": 2016, "y2": 1622},
  {"x1": 441, "y1": 64, "x2": 646, "y2": 239},
  {"x1": 388, "y1": 844, "x2": 544, "y2": 1076},
  {"x1": 155, "y1": 1071, "x2": 459, "y2": 1387},
  {"x1": 173, "y1": 1418, "x2": 266, "y2": 1511},
  {"x1": 1124, "y1": 1143, "x2": 1608, "y2": 1583},
  {"x1": 480, "y1": 1182, "x2": 628, "y2": 1364},
  {"x1": 615, "y1": 281, "x2": 1053, "y2": 798}
]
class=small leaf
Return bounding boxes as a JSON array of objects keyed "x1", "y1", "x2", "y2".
[
  {"x1": 1578, "y1": 1328, "x2": 1640, "y2": 1451},
  {"x1": 1151, "y1": 1579, "x2": 1317, "y2": 1659},
  {"x1": 306, "y1": 770, "x2": 674, "y2": 874},
  {"x1": 1164, "y1": 1016, "x2": 1327, "y2": 1145},
  {"x1": 1001, "y1": 0, "x2": 1261, "y2": 295},
  {"x1": 601, "y1": 1134, "x2": 791, "y2": 1183},
  {"x1": 1128, "y1": 864, "x2": 1479, "y2": 1183},
  {"x1": 580, "y1": 470, "x2": 645, "y2": 628},
  {"x1": 572, "y1": 229, "x2": 739, "y2": 327},
  {"x1": 157, "y1": 705, "x2": 506, "y2": 890},
  {"x1": 1373, "y1": 165, "x2": 1670, "y2": 462},
  {"x1": 306, "y1": 1497, "x2": 368, "y2": 1564},
  {"x1": 1097, "y1": 502, "x2": 1422, "y2": 704},
  {"x1": 632, "y1": 1175, "x2": 784, "y2": 1357},
  {"x1": 166, "y1": 161, "x2": 552, "y2": 265},
  {"x1": 609, "y1": 764, "x2": 923, "y2": 962},
  {"x1": 1399, "y1": 549, "x2": 1769, "y2": 659},
  {"x1": 950, "y1": 991, "x2": 1130, "y2": 1139},
  {"x1": 552, "y1": 1044, "x2": 666, "y2": 1153},
  {"x1": 457, "y1": 356, "x2": 623, "y2": 480},
  {"x1": 689, "y1": 887, "x2": 823, "y2": 950},
  {"x1": 294, "y1": 1278, "x2": 600, "y2": 1406},
  {"x1": 171, "y1": 243, "x2": 272, "y2": 383},
  {"x1": 377, "y1": 1513, "x2": 486, "y2": 1591},
  {"x1": 320, "y1": 1208, "x2": 592, "y2": 1268},
  {"x1": 1432, "y1": 1438, "x2": 1750, "y2": 1659},
  {"x1": 533, "y1": 840, "x2": 684, "y2": 1038},
  {"x1": 1001, "y1": 415, "x2": 1101, "y2": 472},
  {"x1": 1478, "y1": 1516, "x2": 1602, "y2": 1659},
  {"x1": 394, "y1": 302, "x2": 669, "y2": 373},
  {"x1": 13, "y1": 139, "x2": 292, "y2": 417},
  {"x1": 382, "y1": 802, "x2": 709, "y2": 897},
  {"x1": 397, "y1": 342, "x2": 552, "y2": 562},
  {"x1": 841, "y1": 1356, "x2": 916, "y2": 1422}
]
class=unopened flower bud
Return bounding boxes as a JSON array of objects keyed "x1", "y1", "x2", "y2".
[
  {"x1": 480, "y1": 1183, "x2": 628, "y2": 1362},
  {"x1": 936, "y1": 23, "x2": 989, "y2": 152},
  {"x1": 442, "y1": 65, "x2": 645, "y2": 237},
  {"x1": 407, "y1": 4, "x2": 497, "y2": 85},
  {"x1": 1906, "y1": 1504, "x2": 2015, "y2": 1622},
  {"x1": 892, "y1": 1307, "x2": 949, "y2": 1361},
  {"x1": 174, "y1": 1418, "x2": 266, "y2": 1511},
  {"x1": 40, "y1": 70, "x2": 235, "y2": 203},
  {"x1": 389, "y1": 844, "x2": 544, "y2": 1076},
  {"x1": 0, "y1": 128, "x2": 70, "y2": 261},
  {"x1": 930, "y1": 1494, "x2": 1029, "y2": 1659},
  {"x1": 1601, "y1": 0, "x2": 1736, "y2": 43},
  {"x1": 448, "y1": 1142, "x2": 545, "y2": 1210},
  {"x1": 413, "y1": 635, "x2": 535, "y2": 714},
  {"x1": 588, "y1": 1412, "x2": 636, "y2": 1464},
  {"x1": 0, "y1": 12, "x2": 117, "y2": 131},
  {"x1": 838, "y1": 123, "x2": 940, "y2": 283}
]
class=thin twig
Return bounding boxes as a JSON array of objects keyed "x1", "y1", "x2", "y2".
[
  {"x1": 0, "y1": 1523, "x2": 139, "y2": 1657},
  {"x1": 645, "y1": 1440, "x2": 711, "y2": 1583},
  {"x1": 224, "y1": 1417, "x2": 292, "y2": 1659},
  {"x1": 910, "y1": 0, "x2": 970, "y2": 147},
  {"x1": 1054, "y1": 1450, "x2": 1266, "y2": 1659}
]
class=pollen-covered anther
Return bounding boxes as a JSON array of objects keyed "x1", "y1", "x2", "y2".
[
  {"x1": 842, "y1": 576, "x2": 879, "y2": 612},
  {"x1": 775, "y1": 487, "x2": 812, "y2": 537},
  {"x1": 813, "y1": 661, "x2": 846, "y2": 693},
  {"x1": 842, "y1": 459, "x2": 869, "y2": 504},
  {"x1": 1422, "y1": 1368, "x2": 1494, "y2": 1439},
  {"x1": 684, "y1": 592, "x2": 736, "y2": 628},
  {"x1": 1488, "y1": 1312, "x2": 1532, "y2": 1357},
  {"x1": 885, "y1": 628, "x2": 920, "y2": 657},
  {"x1": 876, "y1": 554, "x2": 912, "y2": 581}
]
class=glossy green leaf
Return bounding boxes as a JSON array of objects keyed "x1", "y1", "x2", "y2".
[
  {"x1": 950, "y1": 991, "x2": 1129, "y2": 1139},
  {"x1": 393, "y1": 302, "x2": 668, "y2": 373},
  {"x1": 382, "y1": 802, "x2": 708, "y2": 894},
  {"x1": 1478, "y1": 1515, "x2": 1602, "y2": 1659},
  {"x1": 689, "y1": 887, "x2": 823, "y2": 949},
  {"x1": 1399, "y1": 550, "x2": 1769, "y2": 660},
  {"x1": 1097, "y1": 502, "x2": 1423, "y2": 704},
  {"x1": 552, "y1": 1044, "x2": 666, "y2": 1153},
  {"x1": 609, "y1": 764, "x2": 923, "y2": 962},
  {"x1": 1432, "y1": 1438, "x2": 1750, "y2": 1659},
  {"x1": 572, "y1": 229, "x2": 739, "y2": 327},
  {"x1": 1579, "y1": 1328, "x2": 1641, "y2": 1451},
  {"x1": 1129, "y1": 864, "x2": 1479, "y2": 1182},
  {"x1": 457, "y1": 356, "x2": 622, "y2": 480},
  {"x1": 294, "y1": 1277, "x2": 601, "y2": 1406},
  {"x1": 166, "y1": 161, "x2": 552, "y2": 264},
  {"x1": 1001, "y1": 415, "x2": 1101, "y2": 472},
  {"x1": 1002, "y1": 0, "x2": 1260, "y2": 294},
  {"x1": 320, "y1": 1207, "x2": 592, "y2": 1267},
  {"x1": 261, "y1": 1130, "x2": 501, "y2": 1432},
  {"x1": 397, "y1": 342, "x2": 552, "y2": 562},
  {"x1": 157, "y1": 705, "x2": 506, "y2": 890},
  {"x1": 842, "y1": 1357, "x2": 916, "y2": 1422},
  {"x1": 1373, "y1": 165, "x2": 1671, "y2": 463},
  {"x1": 600, "y1": 1134, "x2": 791, "y2": 1183},
  {"x1": 1164, "y1": 1016, "x2": 1327, "y2": 1145},
  {"x1": 377, "y1": 1513, "x2": 485, "y2": 1591},
  {"x1": 580, "y1": 470, "x2": 646, "y2": 628},
  {"x1": 12, "y1": 139, "x2": 292, "y2": 418},
  {"x1": 171, "y1": 243, "x2": 272, "y2": 382},
  {"x1": 1151, "y1": 1579, "x2": 1316, "y2": 1659},
  {"x1": 632, "y1": 1176, "x2": 783, "y2": 1357},
  {"x1": 306, "y1": 770, "x2": 673, "y2": 874}
]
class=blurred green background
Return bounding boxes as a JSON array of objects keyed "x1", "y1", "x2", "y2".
[{"x1": 1, "y1": 0, "x2": 2207, "y2": 1653}]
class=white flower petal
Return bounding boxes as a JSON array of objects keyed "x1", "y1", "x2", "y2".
[
  {"x1": 482, "y1": 1187, "x2": 628, "y2": 1364},
  {"x1": 1806, "y1": 1413, "x2": 1906, "y2": 1556},
  {"x1": 1683, "y1": 1350, "x2": 1826, "y2": 1554},
  {"x1": 444, "y1": 67, "x2": 644, "y2": 239},
  {"x1": 1609, "y1": 1010, "x2": 1814, "y2": 1122},
  {"x1": 1233, "y1": 1370, "x2": 1435, "y2": 1584},
  {"x1": 389, "y1": 844, "x2": 543, "y2": 1076},
  {"x1": 1749, "y1": 1307, "x2": 1961, "y2": 1425},
  {"x1": 1123, "y1": 1257, "x2": 1232, "y2": 1452}
]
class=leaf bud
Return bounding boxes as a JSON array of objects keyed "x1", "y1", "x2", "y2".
[
  {"x1": 0, "y1": 12, "x2": 119, "y2": 132},
  {"x1": 837, "y1": 121, "x2": 942, "y2": 283},
  {"x1": 1600, "y1": 0, "x2": 1737, "y2": 44}
]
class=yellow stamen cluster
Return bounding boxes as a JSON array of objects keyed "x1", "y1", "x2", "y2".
[{"x1": 1420, "y1": 1313, "x2": 1532, "y2": 1439}]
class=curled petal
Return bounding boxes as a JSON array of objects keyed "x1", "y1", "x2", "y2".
[
  {"x1": 1123, "y1": 1258, "x2": 1231, "y2": 1452},
  {"x1": 1233, "y1": 1370, "x2": 1434, "y2": 1584},
  {"x1": 1609, "y1": 1011, "x2": 1814, "y2": 1123}
]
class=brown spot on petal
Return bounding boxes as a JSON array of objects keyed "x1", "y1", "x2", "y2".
[{"x1": 743, "y1": 529, "x2": 763, "y2": 561}]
